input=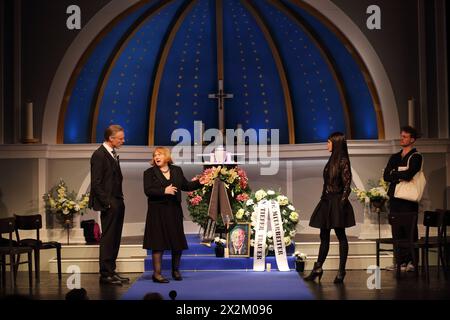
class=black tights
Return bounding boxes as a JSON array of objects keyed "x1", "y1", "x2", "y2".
[
  {"x1": 317, "y1": 228, "x2": 348, "y2": 271},
  {"x1": 152, "y1": 250, "x2": 182, "y2": 277}
]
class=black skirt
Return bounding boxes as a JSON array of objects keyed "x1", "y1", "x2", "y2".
[
  {"x1": 309, "y1": 193, "x2": 356, "y2": 229},
  {"x1": 143, "y1": 199, "x2": 188, "y2": 251}
]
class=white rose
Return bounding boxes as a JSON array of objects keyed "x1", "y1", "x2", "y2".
[
  {"x1": 277, "y1": 195, "x2": 289, "y2": 206},
  {"x1": 267, "y1": 190, "x2": 275, "y2": 195},
  {"x1": 268, "y1": 244, "x2": 274, "y2": 251},
  {"x1": 62, "y1": 209, "x2": 70, "y2": 215},
  {"x1": 287, "y1": 205, "x2": 295, "y2": 211},
  {"x1": 266, "y1": 231, "x2": 273, "y2": 238},
  {"x1": 246, "y1": 199, "x2": 254, "y2": 206},
  {"x1": 255, "y1": 190, "x2": 267, "y2": 201},
  {"x1": 74, "y1": 204, "x2": 80, "y2": 212},
  {"x1": 289, "y1": 211, "x2": 299, "y2": 222},
  {"x1": 289, "y1": 229, "x2": 296, "y2": 237},
  {"x1": 236, "y1": 209, "x2": 244, "y2": 220}
]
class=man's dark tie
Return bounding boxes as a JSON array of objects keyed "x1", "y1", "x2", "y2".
[{"x1": 112, "y1": 149, "x2": 119, "y2": 162}]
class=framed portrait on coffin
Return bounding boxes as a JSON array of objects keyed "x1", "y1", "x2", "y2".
[{"x1": 227, "y1": 223, "x2": 251, "y2": 257}]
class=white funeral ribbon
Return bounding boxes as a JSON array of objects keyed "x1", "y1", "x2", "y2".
[
  {"x1": 253, "y1": 200, "x2": 269, "y2": 271},
  {"x1": 253, "y1": 199, "x2": 290, "y2": 271}
]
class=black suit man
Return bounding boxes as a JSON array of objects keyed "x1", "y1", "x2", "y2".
[{"x1": 89, "y1": 125, "x2": 129, "y2": 285}]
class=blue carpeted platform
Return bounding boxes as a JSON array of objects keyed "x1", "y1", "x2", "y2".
[
  {"x1": 145, "y1": 255, "x2": 297, "y2": 271},
  {"x1": 146, "y1": 234, "x2": 296, "y2": 256},
  {"x1": 122, "y1": 271, "x2": 314, "y2": 300},
  {"x1": 145, "y1": 234, "x2": 296, "y2": 271}
]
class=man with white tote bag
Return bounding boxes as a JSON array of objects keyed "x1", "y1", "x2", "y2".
[{"x1": 383, "y1": 126, "x2": 426, "y2": 272}]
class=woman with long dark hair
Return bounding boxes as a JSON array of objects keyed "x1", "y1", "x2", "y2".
[{"x1": 304, "y1": 132, "x2": 355, "y2": 283}]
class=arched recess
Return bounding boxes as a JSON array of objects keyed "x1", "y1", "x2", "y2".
[{"x1": 42, "y1": 0, "x2": 400, "y2": 144}]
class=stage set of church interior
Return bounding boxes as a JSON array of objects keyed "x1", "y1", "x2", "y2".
[{"x1": 0, "y1": 0, "x2": 449, "y2": 302}]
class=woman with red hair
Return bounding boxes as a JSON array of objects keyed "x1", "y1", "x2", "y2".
[{"x1": 143, "y1": 147, "x2": 204, "y2": 283}]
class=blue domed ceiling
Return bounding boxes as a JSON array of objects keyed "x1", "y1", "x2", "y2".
[{"x1": 61, "y1": 0, "x2": 383, "y2": 145}]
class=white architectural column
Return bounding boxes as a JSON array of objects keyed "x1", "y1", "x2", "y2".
[
  {"x1": 286, "y1": 160, "x2": 293, "y2": 200},
  {"x1": 38, "y1": 157, "x2": 86, "y2": 244},
  {"x1": 352, "y1": 166, "x2": 391, "y2": 240},
  {"x1": 38, "y1": 158, "x2": 48, "y2": 228}
]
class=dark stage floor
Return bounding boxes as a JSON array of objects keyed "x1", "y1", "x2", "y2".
[{"x1": 1, "y1": 269, "x2": 449, "y2": 300}]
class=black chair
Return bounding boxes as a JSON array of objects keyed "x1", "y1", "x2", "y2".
[
  {"x1": 14, "y1": 214, "x2": 62, "y2": 282},
  {"x1": 0, "y1": 217, "x2": 33, "y2": 288},
  {"x1": 416, "y1": 210, "x2": 446, "y2": 279},
  {"x1": 437, "y1": 209, "x2": 450, "y2": 271},
  {"x1": 388, "y1": 212, "x2": 419, "y2": 278}
]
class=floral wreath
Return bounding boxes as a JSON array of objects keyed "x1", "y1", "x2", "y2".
[
  {"x1": 239, "y1": 189, "x2": 299, "y2": 251},
  {"x1": 187, "y1": 166, "x2": 251, "y2": 228},
  {"x1": 187, "y1": 168, "x2": 300, "y2": 252}
]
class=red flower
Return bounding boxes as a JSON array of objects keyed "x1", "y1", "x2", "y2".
[
  {"x1": 189, "y1": 195, "x2": 203, "y2": 206},
  {"x1": 236, "y1": 193, "x2": 249, "y2": 202}
]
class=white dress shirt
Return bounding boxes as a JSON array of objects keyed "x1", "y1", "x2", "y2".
[{"x1": 103, "y1": 142, "x2": 117, "y2": 160}]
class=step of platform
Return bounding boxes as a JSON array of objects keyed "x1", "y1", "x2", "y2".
[
  {"x1": 46, "y1": 240, "x2": 377, "y2": 260},
  {"x1": 295, "y1": 241, "x2": 378, "y2": 256},
  {"x1": 45, "y1": 234, "x2": 438, "y2": 274},
  {"x1": 59, "y1": 244, "x2": 146, "y2": 259},
  {"x1": 144, "y1": 255, "x2": 297, "y2": 271},
  {"x1": 49, "y1": 257, "x2": 146, "y2": 273},
  {"x1": 48, "y1": 253, "x2": 395, "y2": 273}
]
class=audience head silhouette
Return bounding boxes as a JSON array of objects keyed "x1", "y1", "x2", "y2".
[
  {"x1": 65, "y1": 288, "x2": 89, "y2": 300},
  {"x1": 169, "y1": 290, "x2": 177, "y2": 300},
  {"x1": 143, "y1": 292, "x2": 164, "y2": 300}
]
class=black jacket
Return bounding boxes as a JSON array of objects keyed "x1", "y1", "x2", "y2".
[
  {"x1": 383, "y1": 148, "x2": 422, "y2": 198},
  {"x1": 88, "y1": 145, "x2": 123, "y2": 211},
  {"x1": 321, "y1": 157, "x2": 352, "y2": 203},
  {"x1": 143, "y1": 164, "x2": 201, "y2": 203}
]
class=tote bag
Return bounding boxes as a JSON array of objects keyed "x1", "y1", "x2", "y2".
[{"x1": 394, "y1": 152, "x2": 426, "y2": 202}]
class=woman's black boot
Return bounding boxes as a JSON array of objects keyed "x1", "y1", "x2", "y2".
[
  {"x1": 304, "y1": 262, "x2": 323, "y2": 282},
  {"x1": 333, "y1": 270, "x2": 346, "y2": 284}
]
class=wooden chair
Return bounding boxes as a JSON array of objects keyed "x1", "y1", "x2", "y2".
[
  {"x1": 0, "y1": 217, "x2": 33, "y2": 288},
  {"x1": 14, "y1": 214, "x2": 62, "y2": 282}
]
